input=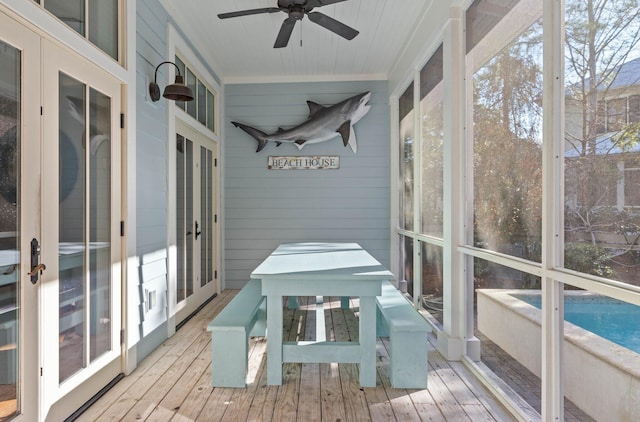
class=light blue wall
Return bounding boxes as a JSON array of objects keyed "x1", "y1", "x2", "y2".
[{"x1": 224, "y1": 81, "x2": 391, "y2": 289}]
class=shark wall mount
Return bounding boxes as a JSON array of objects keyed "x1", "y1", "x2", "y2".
[{"x1": 232, "y1": 91, "x2": 371, "y2": 153}]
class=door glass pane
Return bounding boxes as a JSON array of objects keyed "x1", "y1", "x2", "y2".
[
  {"x1": 176, "y1": 135, "x2": 185, "y2": 302},
  {"x1": 88, "y1": 0, "x2": 118, "y2": 60},
  {"x1": 200, "y1": 147, "x2": 207, "y2": 288},
  {"x1": 89, "y1": 88, "x2": 111, "y2": 362},
  {"x1": 197, "y1": 81, "x2": 206, "y2": 125},
  {"x1": 206, "y1": 90, "x2": 214, "y2": 132},
  {"x1": 42, "y1": 0, "x2": 118, "y2": 60},
  {"x1": 420, "y1": 44, "x2": 444, "y2": 237},
  {"x1": 399, "y1": 83, "x2": 414, "y2": 232},
  {"x1": 185, "y1": 141, "x2": 193, "y2": 297},
  {"x1": 59, "y1": 73, "x2": 86, "y2": 383},
  {"x1": 199, "y1": 146, "x2": 214, "y2": 288},
  {"x1": 207, "y1": 149, "x2": 213, "y2": 284},
  {"x1": 186, "y1": 69, "x2": 196, "y2": 118},
  {"x1": 0, "y1": 39, "x2": 20, "y2": 421},
  {"x1": 45, "y1": 0, "x2": 85, "y2": 35},
  {"x1": 174, "y1": 57, "x2": 186, "y2": 111},
  {"x1": 176, "y1": 136, "x2": 193, "y2": 302}
]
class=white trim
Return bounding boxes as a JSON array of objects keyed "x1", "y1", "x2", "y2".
[
  {"x1": 541, "y1": 0, "x2": 565, "y2": 419},
  {"x1": 389, "y1": 95, "x2": 400, "y2": 278},
  {"x1": 123, "y1": 0, "x2": 138, "y2": 373}
]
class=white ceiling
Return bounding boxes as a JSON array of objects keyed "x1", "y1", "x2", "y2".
[{"x1": 160, "y1": 0, "x2": 433, "y2": 84}]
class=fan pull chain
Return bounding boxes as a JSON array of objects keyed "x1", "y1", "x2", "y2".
[{"x1": 300, "y1": 20, "x2": 303, "y2": 47}]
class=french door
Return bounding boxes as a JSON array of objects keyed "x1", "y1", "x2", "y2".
[
  {"x1": 0, "y1": 11, "x2": 123, "y2": 420},
  {"x1": 174, "y1": 122, "x2": 217, "y2": 324},
  {"x1": 40, "y1": 39, "x2": 123, "y2": 419},
  {"x1": 0, "y1": 12, "x2": 40, "y2": 422}
]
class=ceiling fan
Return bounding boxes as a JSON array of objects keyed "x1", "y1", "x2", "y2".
[{"x1": 218, "y1": 0, "x2": 359, "y2": 48}]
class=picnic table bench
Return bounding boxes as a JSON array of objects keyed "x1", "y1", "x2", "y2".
[
  {"x1": 376, "y1": 280, "x2": 431, "y2": 388},
  {"x1": 207, "y1": 279, "x2": 266, "y2": 387}
]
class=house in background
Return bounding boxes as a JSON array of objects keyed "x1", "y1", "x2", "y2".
[{"x1": 1, "y1": 0, "x2": 639, "y2": 421}]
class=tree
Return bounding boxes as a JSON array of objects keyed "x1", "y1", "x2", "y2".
[{"x1": 564, "y1": 0, "x2": 640, "y2": 280}]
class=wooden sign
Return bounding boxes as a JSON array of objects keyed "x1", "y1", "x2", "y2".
[{"x1": 267, "y1": 156, "x2": 340, "y2": 170}]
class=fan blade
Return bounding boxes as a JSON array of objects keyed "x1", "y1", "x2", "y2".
[
  {"x1": 306, "y1": 0, "x2": 349, "y2": 7},
  {"x1": 307, "y1": 12, "x2": 359, "y2": 40},
  {"x1": 274, "y1": 17, "x2": 297, "y2": 48},
  {"x1": 218, "y1": 8, "x2": 281, "y2": 19}
]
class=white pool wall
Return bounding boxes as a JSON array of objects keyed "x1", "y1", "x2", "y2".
[{"x1": 477, "y1": 289, "x2": 640, "y2": 422}]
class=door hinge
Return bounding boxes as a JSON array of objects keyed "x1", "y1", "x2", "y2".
[
  {"x1": 214, "y1": 158, "x2": 218, "y2": 167},
  {"x1": 120, "y1": 113, "x2": 125, "y2": 129},
  {"x1": 120, "y1": 329, "x2": 125, "y2": 345},
  {"x1": 214, "y1": 214, "x2": 217, "y2": 223},
  {"x1": 40, "y1": 367, "x2": 43, "y2": 376},
  {"x1": 120, "y1": 221, "x2": 125, "y2": 237},
  {"x1": 40, "y1": 106, "x2": 43, "y2": 116},
  {"x1": 215, "y1": 270, "x2": 218, "y2": 279}
]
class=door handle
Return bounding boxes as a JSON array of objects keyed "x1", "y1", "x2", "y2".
[
  {"x1": 29, "y1": 238, "x2": 46, "y2": 284},
  {"x1": 195, "y1": 221, "x2": 201, "y2": 240}
]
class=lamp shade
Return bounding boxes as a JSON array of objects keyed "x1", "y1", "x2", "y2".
[{"x1": 163, "y1": 75, "x2": 194, "y2": 101}]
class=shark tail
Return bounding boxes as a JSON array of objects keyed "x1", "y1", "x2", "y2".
[{"x1": 232, "y1": 122, "x2": 269, "y2": 152}]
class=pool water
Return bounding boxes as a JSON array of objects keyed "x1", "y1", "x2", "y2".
[{"x1": 512, "y1": 294, "x2": 640, "y2": 354}]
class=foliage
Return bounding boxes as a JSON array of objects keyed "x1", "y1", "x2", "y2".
[{"x1": 564, "y1": 243, "x2": 614, "y2": 278}]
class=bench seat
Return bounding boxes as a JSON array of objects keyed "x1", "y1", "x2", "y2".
[
  {"x1": 207, "y1": 279, "x2": 266, "y2": 387},
  {"x1": 376, "y1": 280, "x2": 431, "y2": 388}
]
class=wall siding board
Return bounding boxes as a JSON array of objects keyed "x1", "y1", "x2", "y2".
[{"x1": 224, "y1": 80, "x2": 391, "y2": 289}]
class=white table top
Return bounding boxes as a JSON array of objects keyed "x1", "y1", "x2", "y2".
[{"x1": 250, "y1": 242, "x2": 393, "y2": 281}]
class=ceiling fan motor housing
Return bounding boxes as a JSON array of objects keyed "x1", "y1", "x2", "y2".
[{"x1": 289, "y1": 5, "x2": 305, "y2": 20}]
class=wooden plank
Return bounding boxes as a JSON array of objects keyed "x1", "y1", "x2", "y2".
[
  {"x1": 196, "y1": 387, "x2": 234, "y2": 421},
  {"x1": 332, "y1": 297, "x2": 372, "y2": 422},
  {"x1": 244, "y1": 344, "x2": 279, "y2": 421},
  {"x1": 297, "y1": 296, "x2": 322, "y2": 421},
  {"x1": 297, "y1": 363, "x2": 322, "y2": 420},
  {"x1": 270, "y1": 297, "x2": 304, "y2": 421},
  {"x1": 170, "y1": 366, "x2": 213, "y2": 421},
  {"x1": 319, "y1": 303, "x2": 347, "y2": 422}
]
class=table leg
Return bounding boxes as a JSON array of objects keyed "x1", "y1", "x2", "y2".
[
  {"x1": 266, "y1": 294, "x2": 283, "y2": 385},
  {"x1": 359, "y1": 295, "x2": 377, "y2": 387}
]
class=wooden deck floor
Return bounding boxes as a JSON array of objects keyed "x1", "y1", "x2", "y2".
[{"x1": 77, "y1": 290, "x2": 515, "y2": 421}]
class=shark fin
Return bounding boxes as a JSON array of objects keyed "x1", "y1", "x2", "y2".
[
  {"x1": 276, "y1": 127, "x2": 287, "y2": 133},
  {"x1": 337, "y1": 121, "x2": 351, "y2": 147},
  {"x1": 307, "y1": 101, "x2": 326, "y2": 117},
  {"x1": 295, "y1": 139, "x2": 306, "y2": 150},
  {"x1": 232, "y1": 121, "x2": 269, "y2": 153}
]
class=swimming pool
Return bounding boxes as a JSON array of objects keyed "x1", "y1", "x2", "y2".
[{"x1": 512, "y1": 293, "x2": 640, "y2": 354}]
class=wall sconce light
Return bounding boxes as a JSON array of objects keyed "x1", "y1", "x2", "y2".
[{"x1": 148, "y1": 61, "x2": 194, "y2": 102}]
